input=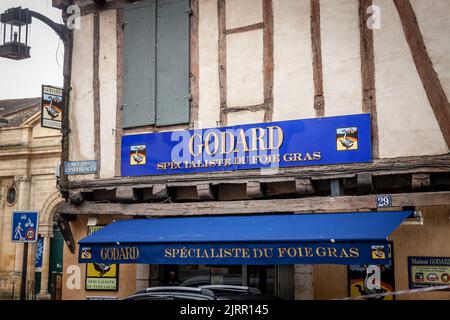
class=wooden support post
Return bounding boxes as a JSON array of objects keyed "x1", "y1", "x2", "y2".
[
  {"x1": 265, "y1": 180, "x2": 297, "y2": 197},
  {"x1": 197, "y1": 184, "x2": 214, "y2": 201},
  {"x1": 152, "y1": 184, "x2": 168, "y2": 199},
  {"x1": 217, "y1": 183, "x2": 247, "y2": 201},
  {"x1": 56, "y1": 218, "x2": 75, "y2": 254},
  {"x1": 69, "y1": 191, "x2": 84, "y2": 205},
  {"x1": 357, "y1": 173, "x2": 374, "y2": 194},
  {"x1": 411, "y1": 173, "x2": 431, "y2": 191},
  {"x1": 359, "y1": 0, "x2": 379, "y2": 158},
  {"x1": 175, "y1": 186, "x2": 198, "y2": 201},
  {"x1": 295, "y1": 179, "x2": 315, "y2": 195},
  {"x1": 311, "y1": 0, "x2": 325, "y2": 117},
  {"x1": 330, "y1": 179, "x2": 344, "y2": 197},
  {"x1": 115, "y1": 187, "x2": 138, "y2": 202},
  {"x1": 247, "y1": 182, "x2": 264, "y2": 199}
]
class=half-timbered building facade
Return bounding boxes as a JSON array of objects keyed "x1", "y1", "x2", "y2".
[{"x1": 52, "y1": 0, "x2": 450, "y2": 300}]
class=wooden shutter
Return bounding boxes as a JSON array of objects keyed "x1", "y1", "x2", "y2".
[
  {"x1": 123, "y1": 0, "x2": 156, "y2": 128},
  {"x1": 155, "y1": 0, "x2": 190, "y2": 126}
]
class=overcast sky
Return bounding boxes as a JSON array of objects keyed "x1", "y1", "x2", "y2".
[{"x1": 0, "y1": 0, "x2": 63, "y2": 100}]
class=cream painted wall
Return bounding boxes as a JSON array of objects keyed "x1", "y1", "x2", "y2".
[
  {"x1": 226, "y1": 29, "x2": 264, "y2": 108},
  {"x1": 198, "y1": 0, "x2": 220, "y2": 128},
  {"x1": 69, "y1": 15, "x2": 95, "y2": 163},
  {"x1": 374, "y1": 0, "x2": 448, "y2": 158},
  {"x1": 227, "y1": 110, "x2": 265, "y2": 126},
  {"x1": 99, "y1": 10, "x2": 118, "y2": 179},
  {"x1": 321, "y1": 0, "x2": 362, "y2": 117},
  {"x1": 411, "y1": 0, "x2": 450, "y2": 109},
  {"x1": 61, "y1": 215, "x2": 136, "y2": 300},
  {"x1": 226, "y1": 0, "x2": 263, "y2": 30},
  {"x1": 272, "y1": 0, "x2": 315, "y2": 121},
  {"x1": 314, "y1": 206, "x2": 450, "y2": 300}
]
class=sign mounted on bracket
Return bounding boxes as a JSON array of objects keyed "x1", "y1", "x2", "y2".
[{"x1": 41, "y1": 85, "x2": 63, "y2": 130}]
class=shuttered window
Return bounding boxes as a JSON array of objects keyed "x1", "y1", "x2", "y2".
[{"x1": 123, "y1": 0, "x2": 190, "y2": 128}]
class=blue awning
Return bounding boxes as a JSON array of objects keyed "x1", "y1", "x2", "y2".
[{"x1": 78, "y1": 211, "x2": 411, "y2": 265}]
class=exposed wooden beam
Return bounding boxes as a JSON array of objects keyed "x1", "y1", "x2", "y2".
[
  {"x1": 311, "y1": 0, "x2": 325, "y2": 117},
  {"x1": 115, "y1": 186, "x2": 138, "y2": 202},
  {"x1": 152, "y1": 184, "x2": 168, "y2": 199},
  {"x1": 357, "y1": 172, "x2": 374, "y2": 194},
  {"x1": 55, "y1": 191, "x2": 450, "y2": 217},
  {"x1": 411, "y1": 173, "x2": 431, "y2": 191},
  {"x1": 218, "y1": 0, "x2": 227, "y2": 126},
  {"x1": 223, "y1": 104, "x2": 266, "y2": 114},
  {"x1": 69, "y1": 191, "x2": 84, "y2": 205},
  {"x1": 263, "y1": 0, "x2": 274, "y2": 122},
  {"x1": 93, "y1": 12, "x2": 101, "y2": 179},
  {"x1": 359, "y1": 0, "x2": 379, "y2": 158},
  {"x1": 226, "y1": 22, "x2": 265, "y2": 35},
  {"x1": 330, "y1": 179, "x2": 344, "y2": 197},
  {"x1": 92, "y1": 0, "x2": 106, "y2": 6},
  {"x1": 247, "y1": 182, "x2": 264, "y2": 199},
  {"x1": 197, "y1": 184, "x2": 214, "y2": 200},
  {"x1": 190, "y1": 0, "x2": 200, "y2": 127},
  {"x1": 295, "y1": 179, "x2": 315, "y2": 195},
  {"x1": 115, "y1": 8, "x2": 124, "y2": 177},
  {"x1": 63, "y1": 154, "x2": 450, "y2": 191},
  {"x1": 394, "y1": 0, "x2": 450, "y2": 149}
]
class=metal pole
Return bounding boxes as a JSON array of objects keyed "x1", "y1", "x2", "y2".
[{"x1": 19, "y1": 243, "x2": 28, "y2": 300}]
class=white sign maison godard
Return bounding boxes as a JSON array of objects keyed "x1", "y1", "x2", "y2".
[{"x1": 64, "y1": 160, "x2": 97, "y2": 175}]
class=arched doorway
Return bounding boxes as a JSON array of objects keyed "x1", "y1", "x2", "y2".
[{"x1": 35, "y1": 192, "x2": 64, "y2": 300}]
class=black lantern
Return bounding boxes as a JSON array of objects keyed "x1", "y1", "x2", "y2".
[{"x1": 0, "y1": 7, "x2": 31, "y2": 60}]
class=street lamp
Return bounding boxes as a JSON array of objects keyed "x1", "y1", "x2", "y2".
[
  {"x1": 0, "y1": 5, "x2": 71, "y2": 301},
  {"x1": 0, "y1": 7, "x2": 69, "y2": 60},
  {"x1": 0, "y1": 7, "x2": 31, "y2": 60}
]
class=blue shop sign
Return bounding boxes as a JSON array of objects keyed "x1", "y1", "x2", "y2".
[
  {"x1": 121, "y1": 114, "x2": 372, "y2": 176},
  {"x1": 78, "y1": 211, "x2": 411, "y2": 266}
]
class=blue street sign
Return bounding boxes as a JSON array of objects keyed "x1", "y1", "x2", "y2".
[{"x1": 12, "y1": 211, "x2": 39, "y2": 243}]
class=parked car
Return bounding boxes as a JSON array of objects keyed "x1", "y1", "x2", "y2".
[
  {"x1": 124, "y1": 285, "x2": 283, "y2": 300},
  {"x1": 180, "y1": 275, "x2": 243, "y2": 287},
  {"x1": 199, "y1": 285, "x2": 283, "y2": 300},
  {"x1": 124, "y1": 286, "x2": 216, "y2": 300}
]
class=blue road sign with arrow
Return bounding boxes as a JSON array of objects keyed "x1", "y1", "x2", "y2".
[{"x1": 12, "y1": 211, "x2": 39, "y2": 243}]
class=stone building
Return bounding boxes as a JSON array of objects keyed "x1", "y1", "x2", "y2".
[
  {"x1": 0, "y1": 98, "x2": 63, "y2": 299},
  {"x1": 52, "y1": 0, "x2": 450, "y2": 300}
]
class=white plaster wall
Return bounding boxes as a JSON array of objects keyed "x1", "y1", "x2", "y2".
[
  {"x1": 226, "y1": 0, "x2": 263, "y2": 29},
  {"x1": 69, "y1": 14, "x2": 95, "y2": 164},
  {"x1": 272, "y1": 0, "x2": 315, "y2": 121},
  {"x1": 321, "y1": 0, "x2": 362, "y2": 117},
  {"x1": 198, "y1": 0, "x2": 220, "y2": 128},
  {"x1": 227, "y1": 110, "x2": 265, "y2": 126},
  {"x1": 226, "y1": 29, "x2": 264, "y2": 107},
  {"x1": 411, "y1": 0, "x2": 450, "y2": 109},
  {"x1": 374, "y1": 0, "x2": 448, "y2": 158},
  {"x1": 99, "y1": 10, "x2": 118, "y2": 178}
]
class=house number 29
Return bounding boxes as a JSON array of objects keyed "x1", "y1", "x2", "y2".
[{"x1": 376, "y1": 195, "x2": 392, "y2": 208}]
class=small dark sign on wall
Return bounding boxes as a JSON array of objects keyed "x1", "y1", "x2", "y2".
[
  {"x1": 41, "y1": 85, "x2": 63, "y2": 130},
  {"x1": 408, "y1": 257, "x2": 450, "y2": 290}
]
